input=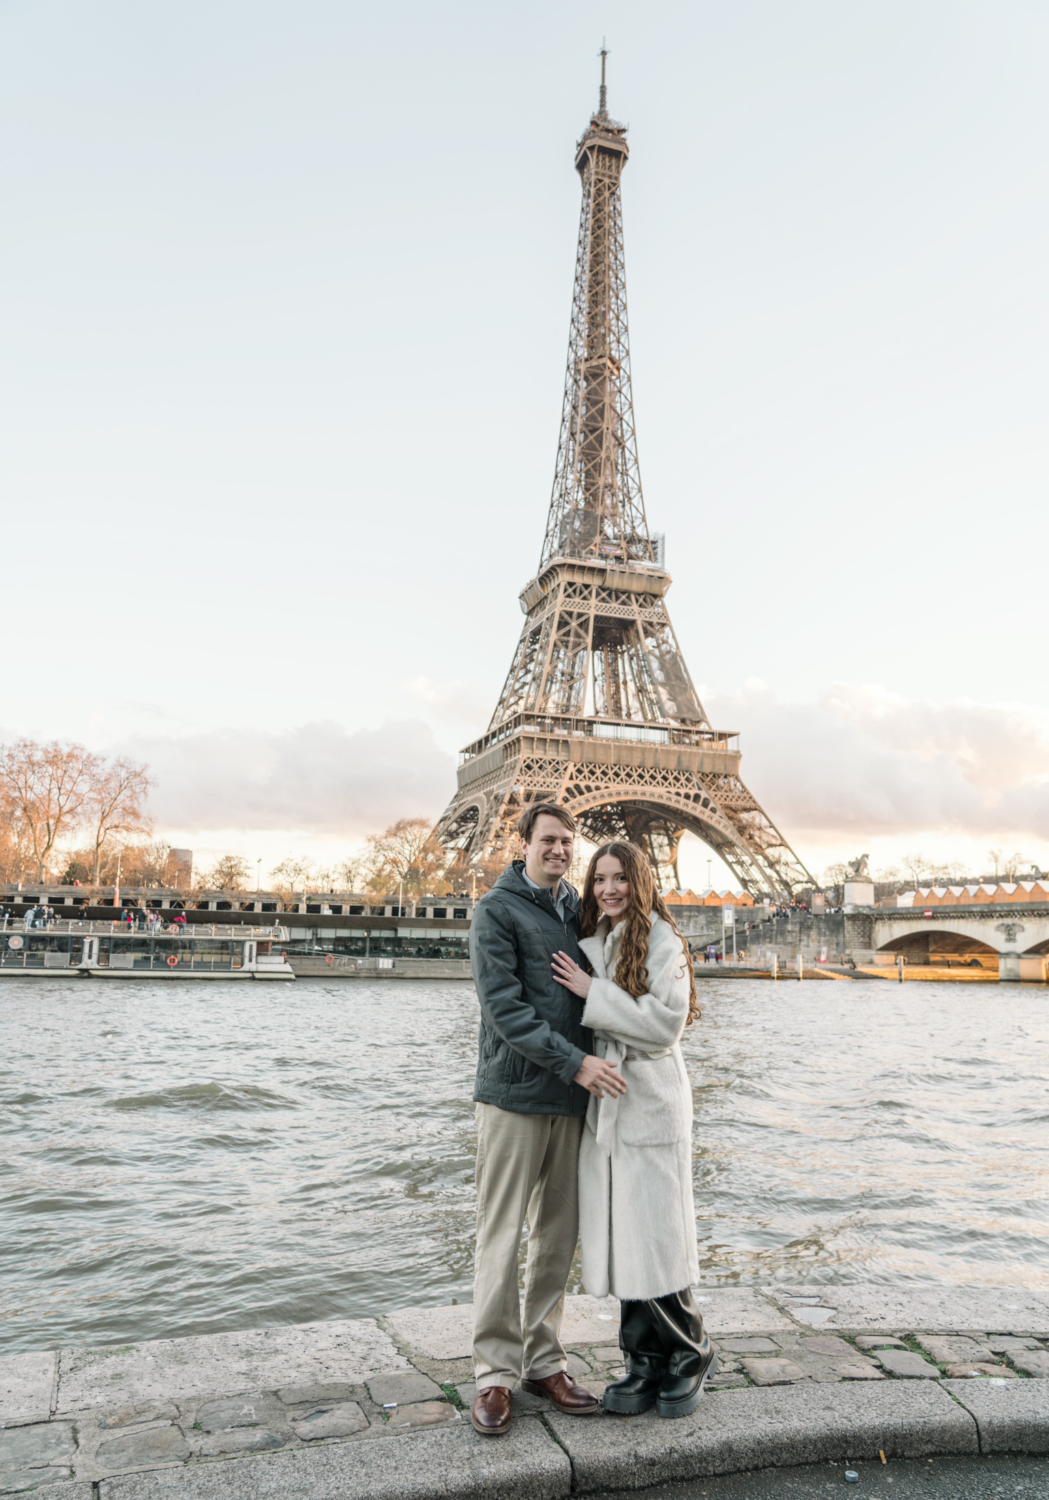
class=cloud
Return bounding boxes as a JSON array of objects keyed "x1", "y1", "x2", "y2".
[
  {"x1": 404, "y1": 675, "x2": 491, "y2": 725},
  {"x1": 125, "y1": 718, "x2": 454, "y2": 836},
  {"x1": 114, "y1": 687, "x2": 1049, "y2": 852},
  {"x1": 707, "y1": 681, "x2": 1049, "y2": 842}
]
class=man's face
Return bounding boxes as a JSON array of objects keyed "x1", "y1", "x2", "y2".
[{"x1": 522, "y1": 814, "x2": 574, "y2": 889}]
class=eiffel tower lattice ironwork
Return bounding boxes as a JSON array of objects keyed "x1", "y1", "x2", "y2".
[{"x1": 436, "y1": 58, "x2": 814, "y2": 896}]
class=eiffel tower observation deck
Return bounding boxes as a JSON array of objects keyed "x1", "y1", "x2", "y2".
[{"x1": 437, "y1": 57, "x2": 814, "y2": 896}]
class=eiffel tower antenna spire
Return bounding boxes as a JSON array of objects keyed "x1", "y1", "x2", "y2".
[
  {"x1": 598, "y1": 40, "x2": 608, "y2": 115},
  {"x1": 436, "y1": 79, "x2": 814, "y2": 897}
]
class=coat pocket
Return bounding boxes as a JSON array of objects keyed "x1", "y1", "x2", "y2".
[{"x1": 617, "y1": 1052, "x2": 692, "y2": 1146}]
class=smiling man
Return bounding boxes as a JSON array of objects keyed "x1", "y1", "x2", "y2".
[{"x1": 467, "y1": 802, "x2": 626, "y2": 1436}]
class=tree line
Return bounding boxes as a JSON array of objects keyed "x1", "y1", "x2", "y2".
[{"x1": 0, "y1": 746, "x2": 492, "y2": 897}]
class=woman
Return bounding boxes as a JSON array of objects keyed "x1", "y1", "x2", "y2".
[{"x1": 551, "y1": 841, "x2": 715, "y2": 1419}]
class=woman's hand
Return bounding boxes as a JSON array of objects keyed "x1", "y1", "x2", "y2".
[{"x1": 551, "y1": 950, "x2": 591, "y2": 998}]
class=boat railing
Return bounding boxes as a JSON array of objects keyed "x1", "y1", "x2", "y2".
[{"x1": 0, "y1": 918, "x2": 288, "y2": 940}]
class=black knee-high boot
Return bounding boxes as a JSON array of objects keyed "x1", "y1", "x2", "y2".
[
  {"x1": 646, "y1": 1287, "x2": 717, "y2": 1418},
  {"x1": 600, "y1": 1299, "x2": 667, "y2": 1414}
]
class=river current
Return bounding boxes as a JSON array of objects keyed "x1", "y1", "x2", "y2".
[{"x1": 2, "y1": 976, "x2": 1046, "y2": 1355}]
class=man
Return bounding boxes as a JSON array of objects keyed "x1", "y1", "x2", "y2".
[{"x1": 468, "y1": 802, "x2": 627, "y2": 1437}]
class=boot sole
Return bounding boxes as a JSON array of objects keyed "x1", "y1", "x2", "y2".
[
  {"x1": 656, "y1": 1355, "x2": 718, "y2": 1419},
  {"x1": 601, "y1": 1387, "x2": 658, "y2": 1415}
]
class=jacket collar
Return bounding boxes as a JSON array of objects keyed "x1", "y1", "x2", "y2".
[{"x1": 493, "y1": 859, "x2": 579, "y2": 916}]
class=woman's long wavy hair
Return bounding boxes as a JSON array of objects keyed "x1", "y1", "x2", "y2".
[{"x1": 578, "y1": 841, "x2": 700, "y2": 1025}]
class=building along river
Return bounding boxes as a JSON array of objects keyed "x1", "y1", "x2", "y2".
[{"x1": 1, "y1": 976, "x2": 1046, "y2": 1356}]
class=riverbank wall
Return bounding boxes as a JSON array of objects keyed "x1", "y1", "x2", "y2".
[{"x1": 3, "y1": 1285, "x2": 1047, "y2": 1499}]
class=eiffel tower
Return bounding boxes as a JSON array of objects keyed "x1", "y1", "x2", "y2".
[{"x1": 436, "y1": 56, "x2": 814, "y2": 896}]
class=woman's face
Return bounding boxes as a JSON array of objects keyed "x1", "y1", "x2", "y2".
[{"x1": 592, "y1": 854, "x2": 630, "y2": 924}]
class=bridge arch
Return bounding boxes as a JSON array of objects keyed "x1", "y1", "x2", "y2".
[{"x1": 876, "y1": 926, "x2": 1000, "y2": 968}]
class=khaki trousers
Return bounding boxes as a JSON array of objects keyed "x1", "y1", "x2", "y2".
[{"x1": 473, "y1": 1102, "x2": 584, "y2": 1391}]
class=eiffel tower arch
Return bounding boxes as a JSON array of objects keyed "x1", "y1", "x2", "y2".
[{"x1": 437, "y1": 56, "x2": 814, "y2": 898}]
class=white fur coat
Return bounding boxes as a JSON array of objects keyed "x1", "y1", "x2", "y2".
[{"x1": 576, "y1": 912, "x2": 699, "y2": 1301}]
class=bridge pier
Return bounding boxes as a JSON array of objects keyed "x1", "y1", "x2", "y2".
[{"x1": 998, "y1": 952, "x2": 1021, "y2": 982}]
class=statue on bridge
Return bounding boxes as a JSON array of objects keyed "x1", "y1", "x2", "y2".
[{"x1": 847, "y1": 854, "x2": 871, "y2": 879}]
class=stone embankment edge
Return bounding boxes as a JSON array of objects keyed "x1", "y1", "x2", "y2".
[
  {"x1": 6, "y1": 1286, "x2": 1049, "y2": 1500},
  {"x1": 89, "y1": 1378, "x2": 1049, "y2": 1500}
]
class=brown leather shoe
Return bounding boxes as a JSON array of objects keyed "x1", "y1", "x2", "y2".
[
  {"x1": 471, "y1": 1384, "x2": 512, "y2": 1435},
  {"x1": 520, "y1": 1370, "x2": 600, "y2": 1414}
]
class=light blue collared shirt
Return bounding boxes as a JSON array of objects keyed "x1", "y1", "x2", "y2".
[{"x1": 522, "y1": 867, "x2": 569, "y2": 923}]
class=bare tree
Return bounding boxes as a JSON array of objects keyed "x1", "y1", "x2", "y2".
[
  {"x1": 902, "y1": 852, "x2": 931, "y2": 886},
  {"x1": 121, "y1": 841, "x2": 176, "y2": 887},
  {"x1": 335, "y1": 851, "x2": 372, "y2": 893},
  {"x1": 0, "y1": 739, "x2": 101, "y2": 881},
  {"x1": 0, "y1": 784, "x2": 33, "y2": 883},
  {"x1": 200, "y1": 854, "x2": 251, "y2": 891},
  {"x1": 366, "y1": 818, "x2": 448, "y2": 896},
  {"x1": 87, "y1": 757, "x2": 153, "y2": 882},
  {"x1": 986, "y1": 848, "x2": 1003, "y2": 882}
]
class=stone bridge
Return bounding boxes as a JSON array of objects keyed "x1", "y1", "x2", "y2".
[{"x1": 867, "y1": 904, "x2": 1049, "y2": 980}]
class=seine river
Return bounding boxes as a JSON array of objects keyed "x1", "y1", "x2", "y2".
[{"x1": 2, "y1": 975, "x2": 1046, "y2": 1355}]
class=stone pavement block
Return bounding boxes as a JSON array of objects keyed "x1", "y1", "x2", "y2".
[
  {"x1": 944, "y1": 1362, "x2": 1016, "y2": 1379},
  {"x1": 97, "y1": 1413, "x2": 570, "y2": 1500},
  {"x1": 0, "y1": 1423, "x2": 75, "y2": 1471},
  {"x1": 559, "y1": 1296, "x2": 623, "y2": 1345},
  {"x1": 875, "y1": 1350, "x2": 940, "y2": 1378},
  {"x1": 0, "y1": 1352, "x2": 56, "y2": 1426},
  {"x1": 546, "y1": 1380, "x2": 977, "y2": 1490},
  {"x1": 694, "y1": 1289, "x2": 794, "y2": 1335},
  {"x1": 192, "y1": 1428, "x2": 286, "y2": 1458},
  {"x1": 194, "y1": 1393, "x2": 286, "y2": 1431},
  {"x1": 289, "y1": 1402, "x2": 368, "y2": 1440},
  {"x1": 794, "y1": 1336, "x2": 856, "y2": 1357},
  {"x1": 57, "y1": 1319, "x2": 405, "y2": 1414},
  {"x1": 855, "y1": 1336, "x2": 906, "y2": 1350},
  {"x1": 97, "y1": 1405, "x2": 179, "y2": 1430},
  {"x1": 0, "y1": 1482, "x2": 92, "y2": 1497},
  {"x1": 385, "y1": 1304, "x2": 473, "y2": 1361},
  {"x1": 590, "y1": 1347, "x2": 621, "y2": 1363},
  {"x1": 1009, "y1": 1351, "x2": 1049, "y2": 1378},
  {"x1": 916, "y1": 1335, "x2": 994, "y2": 1364},
  {"x1": 384, "y1": 1400, "x2": 458, "y2": 1430},
  {"x1": 717, "y1": 1338, "x2": 781, "y2": 1355},
  {"x1": 987, "y1": 1337, "x2": 1043, "y2": 1353},
  {"x1": 741, "y1": 1359, "x2": 805, "y2": 1386},
  {"x1": 365, "y1": 1371, "x2": 443, "y2": 1407},
  {"x1": 95, "y1": 1427, "x2": 192, "y2": 1469},
  {"x1": 770, "y1": 1284, "x2": 1049, "y2": 1334},
  {"x1": 943, "y1": 1377, "x2": 1049, "y2": 1454},
  {"x1": 277, "y1": 1383, "x2": 356, "y2": 1406}
]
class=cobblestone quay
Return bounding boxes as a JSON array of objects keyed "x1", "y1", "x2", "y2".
[{"x1": 3, "y1": 1286, "x2": 1049, "y2": 1499}]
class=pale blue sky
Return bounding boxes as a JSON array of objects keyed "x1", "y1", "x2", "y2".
[{"x1": 2, "y1": 0, "x2": 1046, "y2": 881}]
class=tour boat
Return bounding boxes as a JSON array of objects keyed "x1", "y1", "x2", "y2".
[{"x1": 0, "y1": 919, "x2": 295, "y2": 980}]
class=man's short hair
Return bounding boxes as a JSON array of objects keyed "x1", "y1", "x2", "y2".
[{"x1": 517, "y1": 801, "x2": 577, "y2": 843}]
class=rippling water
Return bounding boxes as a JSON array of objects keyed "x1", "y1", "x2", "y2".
[{"x1": 2, "y1": 976, "x2": 1046, "y2": 1354}]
